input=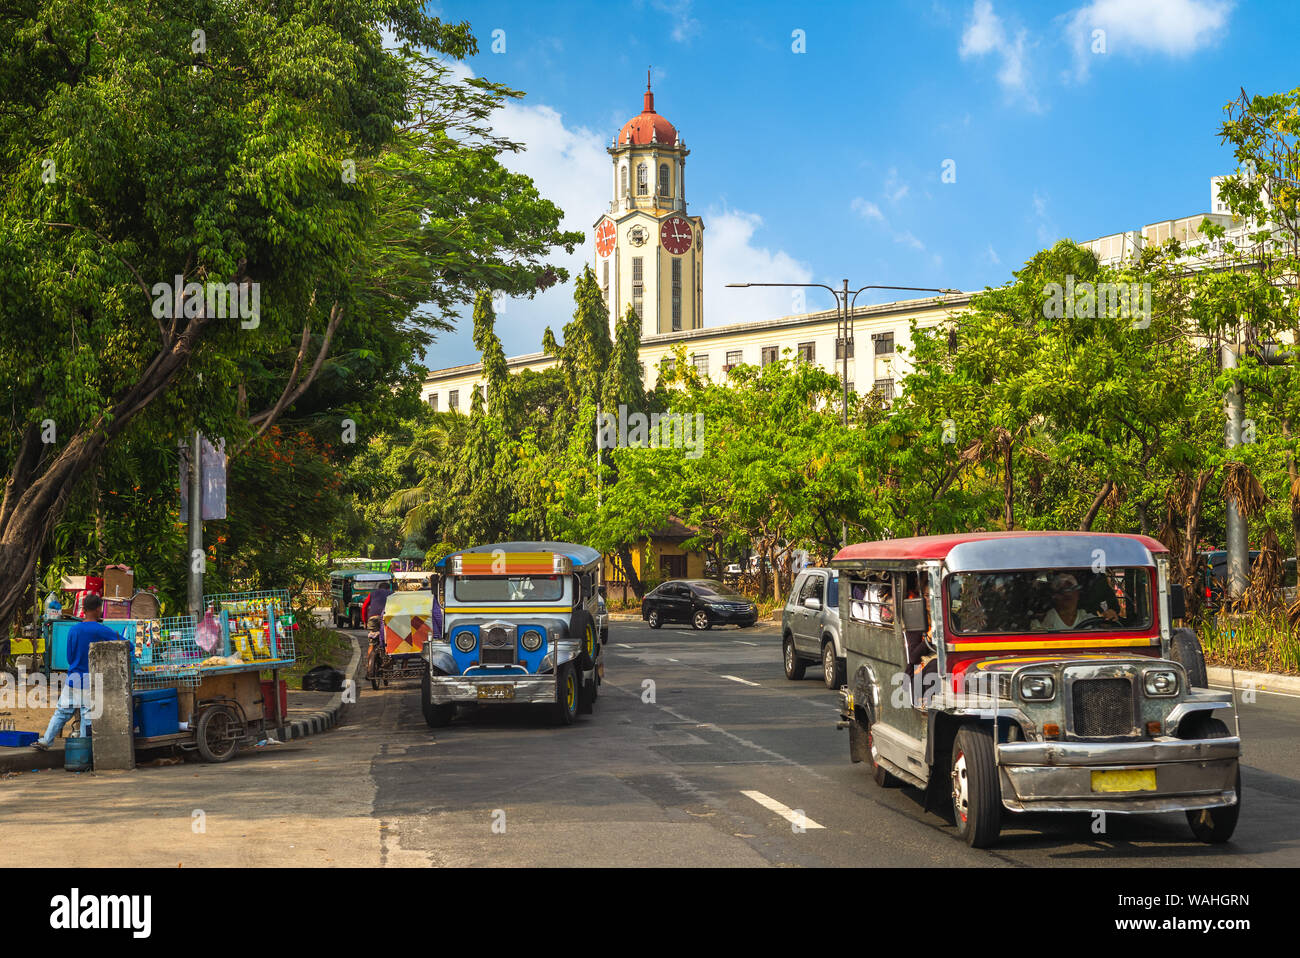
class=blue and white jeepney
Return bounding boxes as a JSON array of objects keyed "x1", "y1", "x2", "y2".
[{"x1": 423, "y1": 542, "x2": 605, "y2": 727}]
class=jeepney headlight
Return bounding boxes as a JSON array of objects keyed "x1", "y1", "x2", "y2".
[
  {"x1": 520, "y1": 628, "x2": 544, "y2": 652},
  {"x1": 1144, "y1": 669, "x2": 1179, "y2": 696},
  {"x1": 454, "y1": 630, "x2": 477, "y2": 653},
  {"x1": 1019, "y1": 674, "x2": 1056, "y2": 701}
]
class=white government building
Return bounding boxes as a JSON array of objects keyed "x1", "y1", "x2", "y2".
[{"x1": 421, "y1": 82, "x2": 1259, "y2": 413}]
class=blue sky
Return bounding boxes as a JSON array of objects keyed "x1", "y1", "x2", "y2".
[{"x1": 424, "y1": 0, "x2": 1296, "y2": 370}]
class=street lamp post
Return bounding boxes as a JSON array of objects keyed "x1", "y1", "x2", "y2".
[
  {"x1": 726, "y1": 280, "x2": 958, "y2": 423},
  {"x1": 726, "y1": 279, "x2": 959, "y2": 544}
]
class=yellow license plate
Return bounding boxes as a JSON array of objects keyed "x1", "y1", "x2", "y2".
[
  {"x1": 477, "y1": 684, "x2": 515, "y2": 701},
  {"x1": 1091, "y1": 768, "x2": 1157, "y2": 793}
]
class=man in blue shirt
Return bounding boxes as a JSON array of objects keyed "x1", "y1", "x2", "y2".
[{"x1": 32, "y1": 593, "x2": 134, "y2": 750}]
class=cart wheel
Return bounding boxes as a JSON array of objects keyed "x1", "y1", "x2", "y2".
[{"x1": 195, "y1": 706, "x2": 242, "y2": 763}]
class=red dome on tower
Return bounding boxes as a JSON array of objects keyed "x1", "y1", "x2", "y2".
[{"x1": 616, "y1": 74, "x2": 678, "y2": 146}]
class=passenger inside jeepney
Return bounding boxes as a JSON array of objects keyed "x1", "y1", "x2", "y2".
[
  {"x1": 509, "y1": 577, "x2": 537, "y2": 601},
  {"x1": 904, "y1": 573, "x2": 938, "y2": 705}
]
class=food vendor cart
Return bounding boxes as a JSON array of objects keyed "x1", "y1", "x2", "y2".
[{"x1": 130, "y1": 590, "x2": 297, "y2": 763}]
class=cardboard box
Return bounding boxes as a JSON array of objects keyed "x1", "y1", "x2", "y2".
[
  {"x1": 60, "y1": 575, "x2": 88, "y2": 592},
  {"x1": 103, "y1": 565, "x2": 133, "y2": 600},
  {"x1": 102, "y1": 597, "x2": 132, "y2": 620}
]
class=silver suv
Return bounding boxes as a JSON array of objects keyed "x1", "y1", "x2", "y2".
[{"x1": 781, "y1": 567, "x2": 843, "y2": 688}]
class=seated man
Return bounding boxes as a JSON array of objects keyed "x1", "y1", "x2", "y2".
[{"x1": 1032, "y1": 572, "x2": 1120, "y2": 630}]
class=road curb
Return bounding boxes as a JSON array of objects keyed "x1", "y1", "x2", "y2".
[
  {"x1": 1207, "y1": 665, "x2": 1300, "y2": 695},
  {"x1": 271, "y1": 631, "x2": 362, "y2": 741}
]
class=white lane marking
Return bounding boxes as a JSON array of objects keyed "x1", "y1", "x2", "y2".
[
  {"x1": 741, "y1": 790, "x2": 824, "y2": 829},
  {"x1": 667, "y1": 658, "x2": 680, "y2": 663},
  {"x1": 734, "y1": 640, "x2": 758, "y2": 646},
  {"x1": 1210, "y1": 683, "x2": 1300, "y2": 700},
  {"x1": 616, "y1": 643, "x2": 635, "y2": 649},
  {"x1": 720, "y1": 674, "x2": 760, "y2": 687},
  {"x1": 674, "y1": 630, "x2": 695, "y2": 636}
]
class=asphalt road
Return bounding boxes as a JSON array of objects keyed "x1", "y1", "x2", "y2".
[{"x1": 3, "y1": 619, "x2": 1297, "y2": 867}]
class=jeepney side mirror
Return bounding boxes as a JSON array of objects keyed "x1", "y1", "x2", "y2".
[
  {"x1": 1169, "y1": 584, "x2": 1186, "y2": 621},
  {"x1": 902, "y1": 597, "x2": 927, "y2": 632}
]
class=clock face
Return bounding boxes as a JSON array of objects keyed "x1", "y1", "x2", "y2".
[
  {"x1": 595, "y1": 218, "x2": 615, "y2": 257},
  {"x1": 661, "y1": 216, "x2": 693, "y2": 255}
]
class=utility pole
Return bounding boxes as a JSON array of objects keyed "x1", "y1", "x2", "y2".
[{"x1": 187, "y1": 430, "x2": 204, "y2": 617}]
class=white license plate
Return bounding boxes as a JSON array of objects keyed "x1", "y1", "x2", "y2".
[{"x1": 477, "y1": 684, "x2": 515, "y2": 701}]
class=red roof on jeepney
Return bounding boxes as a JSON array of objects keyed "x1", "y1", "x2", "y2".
[{"x1": 833, "y1": 531, "x2": 1169, "y2": 563}]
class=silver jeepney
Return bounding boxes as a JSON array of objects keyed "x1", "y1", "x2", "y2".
[{"x1": 833, "y1": 532, "x2": 1241, "y2": 847}]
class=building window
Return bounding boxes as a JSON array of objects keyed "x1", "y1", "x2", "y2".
[
  {"x1": 602, "y1": 260, "x2": 610, "y2": 306},
  {"x1": 621, "y1": 165, "x2": 629, "y2": 197},
  {"x1": 726, "y1": 349, "x2": 743, "y2": 366},
  {"x1": 873, "y1": 331, "x2": 895, "y2": 354},
  {"x1": 637, "y1": 162, "x2": 648, "y2": 195},
  {"x1": 428, "y1": 393, "x2": 438, "y2": 411},
  {"x1": 836, "y1": 337, "x2": 854, "y2": 359},
  {"x1": 661, "y1": 357, "x2": 675, "y2": 374},
  {"x1": 659, "y1": 163, "x2": 670, "y2": 197},
  {"x1": 692, "y1": 353, "x2": 708, "y2": 375},
  {"x1": 632, "y1": 256, "x2": 644, "y2": 321},
  {"x1": 761, "y1": 345, "x2": 779, "y2": 366},
  {"x1": 671, "y1": 258, "x2": 682, "y2": 331},
  {"x1": 638, "y1": 362, "x2": 645, "y2": 380},
  {"x1": 448, "y1": 389, "x2": 459, "y2": 411},
  {"x1": 873, "y1": 378, "x2": 895, "y2": 400},
  {"x1": 797, "y1": 341, "x2": 815, "y2": 364},
  {"x1": 947, "y1": 327, "x2": 958, "y2": 355}
]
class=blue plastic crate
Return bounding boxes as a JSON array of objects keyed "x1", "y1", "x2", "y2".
[
  {"x1": 132, "y1": 688, "x2": 179, "y2": 738},
  {"x1": 0, "y1": 730, "x2": 39, "y2": 748}
]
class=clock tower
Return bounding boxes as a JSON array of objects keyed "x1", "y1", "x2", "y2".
[{"x1": 593, "y1": 74, "x2": 704, "y2": 338}]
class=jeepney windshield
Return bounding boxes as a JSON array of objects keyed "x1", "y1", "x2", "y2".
[
  {"x1": 453, "y1": 575, "x2": 565, "y2": 603},
  {"x1": 945, "y1": 567, "x2": 1153, "y2": 635}
]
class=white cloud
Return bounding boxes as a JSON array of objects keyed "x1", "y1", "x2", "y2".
[
  {"x1": 1065, "y1": 0, "x2": 1232, "y2": 81},
  {"x1": 851, "y1": 197, "x2": 884, "y2": 221},
  {"x1": 884, "y1": 167, "x2": 910, "y2": 203},
  {"x1": 896, "y1": 230, "x2": 926, "y2": 252},
  {"x1": 986, "y1": 242, "x2": 1001, "y2": 265},
  {"x1": 703, "y1": 207, "x2": 816, "y2": 323},
  {"x1": 959, "y1": 0, "x2": 1039, "y2": 111},
  {"x1": 653, "y1": 0, "x2": 702, "y2": 43}
]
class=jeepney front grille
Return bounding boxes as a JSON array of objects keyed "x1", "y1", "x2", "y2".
[
  {"x1": 480, "y1": 626, "x2": 516, "y2": 666},
  {"x1": 1071, "y1": 678, "x2": 1134, "y2": 736}
]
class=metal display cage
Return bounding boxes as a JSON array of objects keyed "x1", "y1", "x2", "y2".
[
  {"x1": 202, "y1": 589, "x2": 297, "y2": 665},
  {"x1": 132, "y1": 615, "x2": 203, "y2": 689}
]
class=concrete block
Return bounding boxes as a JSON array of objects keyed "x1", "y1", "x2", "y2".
[{"x1": 89, "y1": 640, "x2": 134, "y2": 771}]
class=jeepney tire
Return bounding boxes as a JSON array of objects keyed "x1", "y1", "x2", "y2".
[
  {"x1": 553, "y1": 664, "x2": 579, "y2": 726},
  {"x1": 783, "y1": 636, "x2": 806, "y2": 680},
  {"x1": 647, "y1": 609, "x2": 662, "y2": 629},
  {"x1": 350, "y1": 609, "x2": 361, "y2": 630},
  {"x1": 1170, "y1": 628, "x2": 1209, "y2": 689},
  {"x1": 421, "y1": 671, "x2": 454, "y2": 728},
  {"x1": 195, "y1": 706, "x2": 241, "y2": 764},
  {"x1": 1180, "y1": 716, "x2": 1240, "y2": 843},
  {"x1": 864, "y1": 713, "x2": 901, "y2": 788},
  {"x1": 822, "y1": 640, "x2": 845, "y2": 690},
  {"x1": 950, "y1": 725, "x2": 1002, "y2": 848}
]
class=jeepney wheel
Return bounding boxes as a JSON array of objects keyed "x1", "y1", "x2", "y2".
[
  {"x1": 950, "y1": 725, "x2": 1002, "y2": 848},
  {"x1": 783, "y1": 636, "x2": 806, "y2": 680},
  {"x1": 350, "y1": 609, "x2": 361, "y2": 630},
  {"x1": 822, "y1": 641, "x2": 845, "y2": 690},
  {"x1": 865, "y1": 715, "x2": 901, "y2": 788},
  {"x1": 421, "y1": 669, "x2": 454, "y2": 728},
  {"x1": 647, "y1": 609, "x2": 662, "y2": 629},
  {"x1": 692, "y1": 609, "x2": 712, "y2": 631},
  {"x1": 195, "y1": 706, "x2": 241, "y2": 764},
  {"x1": 553, "y1": 664, "x2": 579, "y2": 726},
  {"x1": 1180, "y1": 716, "x2": 1240, "y2": 843}
]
